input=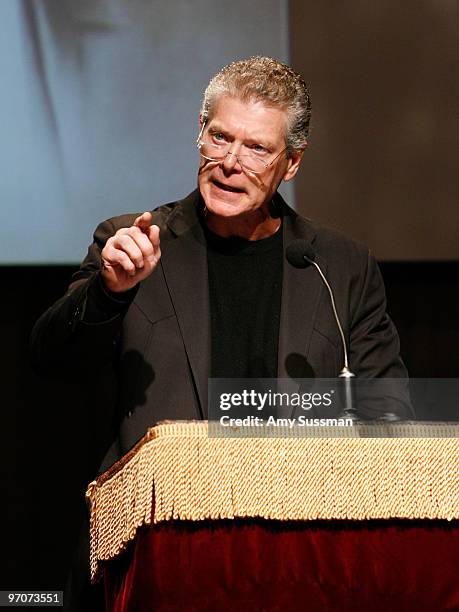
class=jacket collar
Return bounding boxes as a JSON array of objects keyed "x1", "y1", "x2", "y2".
[
  {"x1": 166, "y1": 189, "x2": 204, "y2": 237},
  {"x1": 276, "y1": 192, "x2": 326, "y2": 380}
]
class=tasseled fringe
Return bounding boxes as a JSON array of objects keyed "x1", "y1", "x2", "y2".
[{"x1": 86, "y1": 421, "x2": 459, "y2": 582}]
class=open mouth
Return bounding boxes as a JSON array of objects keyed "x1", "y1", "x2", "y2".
[{"x1": 212, "y1": 179, "x2": 245, "y2": 194}]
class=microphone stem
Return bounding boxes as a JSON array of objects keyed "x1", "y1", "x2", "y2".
[{"x1": 310, "y1": 260, "x2": 351, "y2": 371}]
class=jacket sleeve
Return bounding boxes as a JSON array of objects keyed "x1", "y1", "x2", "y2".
[
  {"x1": 30, "y1": 218, "x2": 137, "y2": 378},
  {"x1": 348, "y1": 250, "x2": 414, "y2": 418}
]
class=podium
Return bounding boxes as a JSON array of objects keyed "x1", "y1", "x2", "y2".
[{"x1": 86, "y1": 421, "x2": 459, "y2": 611}]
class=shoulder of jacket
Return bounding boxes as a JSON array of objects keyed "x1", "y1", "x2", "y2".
[
  {"x1": 308, "y1": 218, "x2": 370, "y2": 259},
  {"x1": 280, "y1": 194, "x2": 370, "y2": 260},
  {"x1": 96, "y1": 200, "x2": 180, "y2": 233}
]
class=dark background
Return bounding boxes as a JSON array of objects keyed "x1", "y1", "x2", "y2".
[{"x1": 290, "y1": 0, "x2": 459, "y2": 261}]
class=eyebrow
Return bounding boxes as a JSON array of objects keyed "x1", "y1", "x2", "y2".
[{"x1": 207, "y1": 123, "x2": 276, "y2": 150}]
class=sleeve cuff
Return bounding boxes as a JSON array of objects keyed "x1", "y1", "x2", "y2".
[{"x1": 83, "y1": 272, "x2": 139, "y2": 323}]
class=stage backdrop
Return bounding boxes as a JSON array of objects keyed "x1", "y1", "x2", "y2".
[
  {"x1": 290, "y1": 0, "x2": 459, "y2": 260},
  {"x1": 1, "y1": 1, "x2": 457, "y2": 263}
]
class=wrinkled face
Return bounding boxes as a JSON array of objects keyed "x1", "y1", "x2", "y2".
[{"x1": 198, "y1": 96, "x2": 303, "y2": 219}]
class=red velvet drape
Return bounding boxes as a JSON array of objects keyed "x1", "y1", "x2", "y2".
[{"x1": 104, "y1": 518, "x2": 459, "y2": 611}]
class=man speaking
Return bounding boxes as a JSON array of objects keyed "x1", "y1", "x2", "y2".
[{"x1": 31, "y1": 56, "x2": 409, "y2": 463}]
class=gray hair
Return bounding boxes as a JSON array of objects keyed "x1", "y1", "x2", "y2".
[{"x1": 201, "y1": 56, "x2": 311, "y2": 155}]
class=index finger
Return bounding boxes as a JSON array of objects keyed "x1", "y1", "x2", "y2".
[{"x1": 133, "y1": 211, "x2": 153, "y2": 233}]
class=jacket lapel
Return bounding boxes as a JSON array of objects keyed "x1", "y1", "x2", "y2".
[
  {"x1": 277, "y1": 194, "x2": 326, "y2": 379},
  {"x1": 142, "y1": 189, "x2": 326, "y2": 418},
  {"x1": 157, "y1": 191, "x2": 210, "y2": 418}
]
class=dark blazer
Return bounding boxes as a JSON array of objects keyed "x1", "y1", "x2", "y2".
[{"x1": 30, "y1": 189, "x2": 409, "y2": 461}]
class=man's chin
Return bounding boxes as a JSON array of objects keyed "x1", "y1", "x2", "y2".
[{"x1": 203, "y1": 192, "x2": 249, "y2": 218}]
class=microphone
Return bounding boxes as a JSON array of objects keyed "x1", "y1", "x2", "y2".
[
  {"x1": 285, "y1": 240, "x2": 316, "y2": 268},
  {"x1": 286, "y1": 239, "x2": 357, "y2": 419}
]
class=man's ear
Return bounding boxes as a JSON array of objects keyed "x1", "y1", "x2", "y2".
[{"x1": 283, "y1": 146, "x2": 307, "y2": 182}]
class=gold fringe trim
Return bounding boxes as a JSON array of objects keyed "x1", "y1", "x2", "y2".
[{"x1": 86, "y1": 421, "x2": 459, "y2": 582}]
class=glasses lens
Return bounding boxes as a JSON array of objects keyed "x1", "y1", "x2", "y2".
[
  {"x1": 199, "y1": 142, "x2": 266, "y2": 174},
  {"x1": 199, "y1": 142, "x2": 226, "y2": 161},
  {"x1": 237, "y1": 156, "x2": 266, "y2": 173}
]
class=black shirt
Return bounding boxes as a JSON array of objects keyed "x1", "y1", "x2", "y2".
[{"x1": 205, "y1": 225, "x2": 283, "y2": 379}]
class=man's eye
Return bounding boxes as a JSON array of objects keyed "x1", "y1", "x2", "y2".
[
  {"x1": 213, "y1": 133, "x2": 226, "y2": 142},
  {"x1": 252, "y1": 144, "x2": 267, "y2": 155}
]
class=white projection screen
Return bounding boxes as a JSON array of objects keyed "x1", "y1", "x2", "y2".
[{"x1": 0, "y1": 0, "x2": 291, "y2": 263}]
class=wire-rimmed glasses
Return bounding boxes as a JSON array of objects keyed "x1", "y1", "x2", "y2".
[{"x1": 196, "y1": 123, "x2": 287, "y2": 175}]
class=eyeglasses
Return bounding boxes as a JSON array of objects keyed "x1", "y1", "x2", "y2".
[{"x1": 196, "y1": 123, "x2": 287, "y2": 175}]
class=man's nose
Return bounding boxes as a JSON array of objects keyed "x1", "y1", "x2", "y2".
[{"x1": 221, "y1": 147, "x2": 243, "y2": 172}]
